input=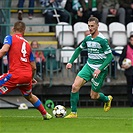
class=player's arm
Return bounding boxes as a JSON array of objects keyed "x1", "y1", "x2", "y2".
[
  {"x1": 98, "y1": 39, "x2": 113, "y2": 71},
  {"x1": 31, "y1": 61, "x2": 37, "y2": 85},
  {"x1": 0, "y1": 35, "x2": 12, "y2": 58},
  {"x1": 93, "y1": 53, "x2": 113, "y2": 78},
  {"x1": 0, "y1": 44, "x2": 10, "y2": 58},
  {"x1": 66, "y1": 47, "x2": 82, "y2": 69},
  {"x1": 66, "y1": 37, "x2": 87, "y2": 69},
  {"x1": 30, "y1": 61, "x2": 36, "y2": 78},
  {"x1": 98, "y1": 53, "x2": 113, "y2": 71},
  {"x1": 30, "y1": 52, "x2": 37, "y2": 78},
  {"x1": 30, "y1": 59, "x2": 37, "y2": 85},
  {"x1": 30, "y1": 51, "x2": 37, "y2": 85},
  {"x1": 69, "y1": 47, "x2": 82, "y2": 64}
]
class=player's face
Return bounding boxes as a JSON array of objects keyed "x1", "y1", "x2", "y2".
[{"x1": 88, "y1": 21, "x2": 98, "y2": 35}]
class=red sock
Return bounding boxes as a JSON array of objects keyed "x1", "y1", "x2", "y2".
[
  {"x1": 33, "y1": 99, "x2": 47, "y2": 116},
  {"x1": 37, "y1": 104, "x2": 47, "y2": 115}
]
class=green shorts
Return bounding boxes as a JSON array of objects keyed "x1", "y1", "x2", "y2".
[{"x1": 77, "y1": 63, "x2": 108, "y2": 92}]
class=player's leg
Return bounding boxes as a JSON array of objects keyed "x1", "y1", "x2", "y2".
[
  {"x1": 65, "y1": 64, "x2": 90, "y2": 118},
  {"x1": 64, "y1": 76, "x2": 86, "y2": 118},
  {"x1": 90, "y1": 89, "x2": 113, "y2": 112},
  {"x1": 23, "y1": 93, "x2": 52, "y2": 120},
  {"x1": 90, "y1": 89, "x2": 109, "y2": 102},
  {"x1": 0, "y1": 73, "x2": 14, "y2": 95},
  {"x1": 90, "y1": 70, "x2": 113, "y2": 112}
]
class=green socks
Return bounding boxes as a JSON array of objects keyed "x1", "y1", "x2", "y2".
[
  {"x1": 98, "y1": 93, "x2": 109, "y2": 103},
  {"x1": 70, "y1": 92, "x2": 79, "y2": 112},
  {"x1": 70, "y1": 92, "x2": 108, "y2": 112}
]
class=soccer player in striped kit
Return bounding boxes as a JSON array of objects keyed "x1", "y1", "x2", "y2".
[
  {"x1": 65, "y1": 17, "x2": 113, "y2": 118},
  {"x1": 0, "y1": 21, "x2": 52, "y2": 120}
]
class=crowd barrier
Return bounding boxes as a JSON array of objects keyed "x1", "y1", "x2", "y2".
[{"x1": 1, "y1": 47, "x2": 124, "y2": 86}]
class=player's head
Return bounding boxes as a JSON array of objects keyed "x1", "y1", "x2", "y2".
[
  {"x1": 13, "y1": 21, "x2": 26, "y2": 34},
  {"x1": 88, "y1": 16, "x2": 99, "y2": 35}
]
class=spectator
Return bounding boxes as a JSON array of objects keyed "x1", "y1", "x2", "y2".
[
  {"x1": 101, "y1": 0, "x2": 125, "y2": 25},
  {"x1": 65, "y1": 0, "x2": 85, "y2": 25},
  {"x1": 79, "y1": 0, "x2": 102, "y2": 23},
  {"x1": 119, "y1": 0, "x2": 133, "y2": 25},
  {"x1": 65, "y1": 0, "x2": 102, "y2": 25},
  {"x1": 40, "y1": 0, "x2": 69, "y2": 31},
  {"x1": 119, "y1": 35, "x2": 133, "y2": 107},
  {"x1": 31, "y1": 40, "x2": 46, "y2": 77},
  {"x1": 18, "y1": 0, "x2": 35, "y2": 20}
]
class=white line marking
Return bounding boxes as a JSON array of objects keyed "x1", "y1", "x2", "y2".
[{"x1": 0, "y1": 115, "x2": 132, "y2": 120}]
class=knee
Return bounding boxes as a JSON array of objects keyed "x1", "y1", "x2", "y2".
[
  {"x1": 90, "y1": 93, "x2": 99, "y2": 100},
  {"x1": 90, "y1": 95, "x2": 96, "y2": 100},
  {"x1": 72, "y1": 83, "x2": 80, "y2": 93},
  {"x1": 23, "y1": 94, "x2": 32, "y2": 101}
]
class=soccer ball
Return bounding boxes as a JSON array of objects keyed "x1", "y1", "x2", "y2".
[
  {"x1": 18, "y1": 103, "x2": 28, "y2": 110},
  {"x1": 122, "y1": 58, "x2": 132, "y2": 67},
  {"x1": 53, "y1": 105, "x2": 67, "y2": 118}
]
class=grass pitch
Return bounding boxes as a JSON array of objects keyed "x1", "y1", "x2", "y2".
[{"x1": 0, "y1": 107, "x2": 133, "y2": 133}]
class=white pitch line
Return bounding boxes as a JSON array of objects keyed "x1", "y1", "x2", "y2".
[
  {"x1": 78, "y1": 116, "x2": 133, "y2": 120},
  {"x1": 0, "y1": 116, "x2": 41, "y2": 118},
  {"x1": 0, "y1": 115, "x2": 132, "y2": 120}
]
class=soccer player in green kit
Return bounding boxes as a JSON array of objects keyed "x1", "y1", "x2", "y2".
[{"x1": 65, "y1": 17, "x2": 113, "y2": 118}]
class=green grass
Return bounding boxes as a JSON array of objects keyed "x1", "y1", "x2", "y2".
[{"x1": 0, "y1": 107, "x2": 133, "y2": 133}]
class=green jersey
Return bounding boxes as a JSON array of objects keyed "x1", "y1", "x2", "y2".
[{"x1": 79, "y1": 32, "x2": 112, "y2": 70}]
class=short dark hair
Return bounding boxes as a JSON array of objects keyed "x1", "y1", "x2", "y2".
[{"x1": 88, "y1": 16, "x2": 99, "y2": 24}]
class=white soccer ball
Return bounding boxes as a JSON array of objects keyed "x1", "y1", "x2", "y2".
[
  {"x1": 53, "y1": 105, "x2": 67, "y2": 118},
  {"x1": 18, "y1": 103, "x2": 28, "y2": 110},
  {"x1": 122, "y1": 58, "x2": 132, "y2": 67}
]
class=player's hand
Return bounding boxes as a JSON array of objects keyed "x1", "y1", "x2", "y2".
[
  {"x1": 32, "y1": 78, "x2": 37, "y2": 85},
  {"x1": 66, "y1": 63, "x2": 72, "y2": 69},
  {"x1": 93, "y1": 69, "x2": 101, "y2": 78}
]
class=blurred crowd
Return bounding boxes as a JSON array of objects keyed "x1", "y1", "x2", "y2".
[{"x1": 17, "y1": 0, "x2": 133, "y2": 26}]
